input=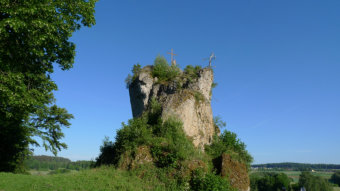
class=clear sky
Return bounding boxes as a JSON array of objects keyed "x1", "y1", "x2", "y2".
[{"x1": 34, "y1": 0, "x2": 340, "y2": 164}]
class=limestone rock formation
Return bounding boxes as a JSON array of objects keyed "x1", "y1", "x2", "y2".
[{"x1": 129, "y1": 65, "x2": 215, "y2": 148}]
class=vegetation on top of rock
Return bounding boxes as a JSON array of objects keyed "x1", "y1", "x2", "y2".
[
  {"x1": 125, "y1": 56, "x2": 208, "y2": 89},
  {"x1": 152, "y1": 56, "x2": 182, "y2": 83},
  {"x1": 183, "y1": 65, "x2": 202, "y2": 82},
  {"x1": 125, "y1": 63, "x2": 142, "y2": 88}
]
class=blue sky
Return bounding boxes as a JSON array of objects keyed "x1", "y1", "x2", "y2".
[{"x1": 34, "y1": 0, "x2": 340, "y2": 164}]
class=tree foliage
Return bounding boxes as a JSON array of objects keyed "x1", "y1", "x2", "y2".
[
  {"x1": 250, "y1": 172, "x2": 291, "y2": 191},
  {"x1": 24, "y1": 155, "x2": 92, "y2": 171},
  {"x1": 0, "y1": 0, "x2": 97, "y2": 172},
  {"x1": 299, "y1": 171, "x2": 333, "y2": 191},
  {"x1": 190, "y1": 168, "x2": 235, "y2": 191},
  {"x1": 95, "y1": 98, "x2": 196, "y2": 168},
  {"x1": 330, "y1": 171, "x2": 340, "y2": 186},
  {"x1": 205, "y1": 118, "x2": 253, "y2": 170}
]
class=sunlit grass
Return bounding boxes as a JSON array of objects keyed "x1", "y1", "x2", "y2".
[{"x1": 0, "y1": 166, "x2": 167, "y2": 191}]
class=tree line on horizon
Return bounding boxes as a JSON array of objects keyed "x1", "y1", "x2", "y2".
[
  {"x1": 252, "y1": 163, "x2": 340, "y2": 171},
  {"x1": 24, "y1": 155, "x2": 92, "y2": 171}
]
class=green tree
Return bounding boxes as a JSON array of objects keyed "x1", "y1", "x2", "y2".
[
  {"x1": 250, "y1": 172, "x2": 291, "y2": 191},
  {"x1": 299, "y1": 171, "x2": 332, "y2": 191},
  {"x1": 0, "y1": 0, "x2": 97, "y2": 172},
  {"x1": 330, "y1": 171, "x2": 340, "y2": 186}
]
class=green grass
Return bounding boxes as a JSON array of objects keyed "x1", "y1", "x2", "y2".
[
  {"x1": 333, "y1": 187, "x2": 340, "y2": 191},
  {"x1": 0, "y1": 166, "x2": 168, "y2": 191}
]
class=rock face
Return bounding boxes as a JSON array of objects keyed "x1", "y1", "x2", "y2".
[{"x1": 129, "y1": 66, "x2": 215, "y2": 148}]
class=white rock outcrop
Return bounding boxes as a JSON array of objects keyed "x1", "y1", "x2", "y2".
[{"x1": 129, "y1": 66, "x2": 215, "y2": 148}]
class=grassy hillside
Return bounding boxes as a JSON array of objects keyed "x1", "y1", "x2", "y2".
[{"x1": 0, "y1": 166, "x2": 167, "y2": 191}]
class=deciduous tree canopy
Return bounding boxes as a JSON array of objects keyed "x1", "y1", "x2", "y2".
[{"x1": 0, "y1": 0, "x2": 97, "y2": 172}]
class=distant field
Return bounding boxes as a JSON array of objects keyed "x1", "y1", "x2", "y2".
[
  {"x1": 0, "y1": 166, "x2": 167, "y2": 191},
  {"x1": 28, "y1": 169, "x2": 78, "y2": 175}
]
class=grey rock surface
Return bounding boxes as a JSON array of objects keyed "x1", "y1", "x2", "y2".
[{"x1": 129, "y1": 66, "x2": 215, "y2": 148}]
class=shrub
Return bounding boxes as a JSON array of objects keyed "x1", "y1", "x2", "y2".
[
  {"x1": 193, "y1": 91, "x2": 205, "y2": 105},
  {"x1": 132, "y1": 64, "x2": 142, "y2": 78},
  {"x1": 151, "y1": 117, "x2": 196, "y2": 168},
  {"x1": 190, "y1": 168, "x2": 235, "y2": 191},
  {"x1": 211, "y1": 82, "x2": 218, "y2": 89},
  {"x1": 213, "y1": 116, "x2": 225, "y2": 133},
  {"x1": 147, "y1": 97, "x2": 162, "y2": 125},
  {"x1": 95, "y1": 99, "x2": 196, "y2": 169},
  {"x1": 152, "y1": 56, "x2": 181, "y2": 82},
  {"x1": 125, "y1": 63, "x2": 142, "y2": 88},
  {"x1": 205, "y1": 118, "x2": 253, "y2": 169},
  {"x1": 94, "y1": 137, "x2": 119, "y2": 166},
  {"x1": 184, "y1": 65, "x2": 202, "y2": 82}
]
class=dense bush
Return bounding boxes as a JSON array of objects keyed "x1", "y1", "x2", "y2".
[
  {"x1": 205, "y1": 118, "x2": 253, "y2": 169},
  {"x1": 152, "y1": 56, "x2": 181, "y2": 82},
  {"x1": 190, "y1": 169, "x2": 235, "y2": 191},
  {"x1": 95, "y1": 98, "x2": 196, "y2": 168},
  {"x1": 184, "y1": 65, "x2": 202, "y2": 82},
  {"x1": 298, "y1": 171, "x2": 333, "y2": 191},
  {"x1": 250, "y1": 172, "x2": 291, "y2": 191},
  {"x1": 330, "y1": 171, "x2": 340, "y2": 186}
]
